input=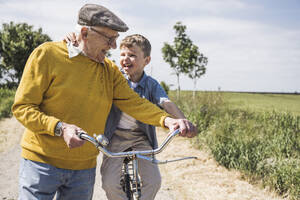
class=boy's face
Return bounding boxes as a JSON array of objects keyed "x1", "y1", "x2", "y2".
[{"x1": 120, "y1": 45, "x2": 150, "y2": 81}]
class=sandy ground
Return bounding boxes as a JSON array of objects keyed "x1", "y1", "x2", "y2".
[{"x1": 0, "y1": 117, "x2": 287, "y2": 200}]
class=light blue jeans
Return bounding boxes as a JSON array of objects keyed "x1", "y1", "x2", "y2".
[{"x1": 18, "y1": 158, "x2": 95, "y2": 200}]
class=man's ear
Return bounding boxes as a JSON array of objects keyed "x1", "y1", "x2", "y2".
[{"x1": 81, "y1": 27, "x2": 89, "y2": 40}]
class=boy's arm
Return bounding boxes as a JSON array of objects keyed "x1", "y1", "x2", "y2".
[
  {"x1": 148, "y1": 79, "x2": 185, "y2": 119},
  {"x1": 162, "y1": 100, "x2": 186, "y2": 119},
  {"x1": 150, "y1": 81, "x2": 197, "y2": 136}
]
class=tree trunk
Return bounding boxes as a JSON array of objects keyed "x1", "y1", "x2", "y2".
[
  {"x1": 193, "y1": 78, "x2": 197, "y2": 100},
  {"x1": 176, "y1": 74, "x2": 180, "y2": 100}
]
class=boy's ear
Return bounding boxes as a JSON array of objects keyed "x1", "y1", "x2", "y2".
[{"x1": 145, "y1": 56, "x2": 151, "y2": 65}]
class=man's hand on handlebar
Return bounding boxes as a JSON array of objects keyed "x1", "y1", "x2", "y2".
[
  {"x1": 164, "y1": 117, "x2": 197, "y2": 138},
  {"x1": 61, "y1": 122, "x2": 85, "y2": 148}
]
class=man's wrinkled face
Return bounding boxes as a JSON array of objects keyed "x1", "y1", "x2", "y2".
[{"x1": 83, "y1": 26, "x2": 119, "y2": 63}]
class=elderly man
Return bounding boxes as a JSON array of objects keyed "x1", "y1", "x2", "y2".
[{"x1": 12, "y1": 3, "x2": 197, "y2": 200}]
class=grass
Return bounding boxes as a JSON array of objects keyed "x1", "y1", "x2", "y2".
[
  {"x1": 208, "y1": 110, "x2": 299, "y2": 198},
  {"x1": 169, "y1": 90, "x2": 300, "y2": 200},
  {"x1": 222, "y1": 92, "x2": 300, "y2": 116},
  {"x1": 171, "y1": 91, "x2": 300, "y2": 115}
]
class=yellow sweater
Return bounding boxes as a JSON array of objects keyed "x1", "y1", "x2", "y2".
[{"x1": 12, "y1": 41, "x2": 169, "y2": 170}]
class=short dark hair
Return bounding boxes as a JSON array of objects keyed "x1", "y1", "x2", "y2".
[{"x1": 120, "y1": 34, "x2": 151, "y2": 57}]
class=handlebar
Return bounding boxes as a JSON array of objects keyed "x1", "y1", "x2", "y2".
[{"x1": 78, "y1": 129, "x2": 197, "y2": 163}]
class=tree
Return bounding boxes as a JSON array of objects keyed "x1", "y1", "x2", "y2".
[
  {"x1": 162, "y1": 22, "x2": 193, "y2": 99},
  {"x1": 0, "y1": 22, "x2": 51, "y2": 88},
  {"x1": 162, "y1": 22, "x2": 208, "y2": 100},
  {"x1": 186, "y1": 44, "x2": 208, "y2": 99}
]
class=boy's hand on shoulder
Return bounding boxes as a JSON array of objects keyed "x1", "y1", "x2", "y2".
[
  {"x1": 63, "y1": 32, "x2": 78, "y2": 46},
  {"x1": 164, "y1": 117, "x2": 197, "y2": 138}
]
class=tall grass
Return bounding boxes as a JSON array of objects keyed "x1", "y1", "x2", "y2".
[
  {"x1": 170, "y1": 91, "x2": 300, "y2": 200},
  {"x1": 0, "y1": 88, "x2": 15, "y2": 119},
  {"x1": 209, "y1": 111, "x2": 299, "y2": 199}
]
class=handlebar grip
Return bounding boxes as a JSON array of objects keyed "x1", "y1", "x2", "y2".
[{"x1": 77, "y1": 131, "x2": 86, "y2": 139}]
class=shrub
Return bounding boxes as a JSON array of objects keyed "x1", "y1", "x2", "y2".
[
  {"x1": 169, "y1": 91, "x2": 300, "y2": 199},
  {"x1": 202, "y1": 109, "x2": 299, "y2": 199},
  {"x1": 0, "y1": 88, "x2": 15, "y2": 119},
  {"x1": 160, "y1": 81, "x2": 170, "y2": 95}
]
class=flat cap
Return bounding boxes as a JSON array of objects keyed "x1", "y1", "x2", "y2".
[{"x1": 78, "y1": 4, "x2": 129, "y2": 32}]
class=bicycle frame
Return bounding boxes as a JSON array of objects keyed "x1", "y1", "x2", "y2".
[{"x1": 78, "y1": 129, "x2": 197, "y2": 200}]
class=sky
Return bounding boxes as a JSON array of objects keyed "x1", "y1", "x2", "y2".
[{"x1": 1, "y1": 0, "x2": 299, "y2": 92}]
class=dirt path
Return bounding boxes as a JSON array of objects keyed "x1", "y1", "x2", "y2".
[{"x1": 0, "y1": 118, "x2": 285, "y2": 200}]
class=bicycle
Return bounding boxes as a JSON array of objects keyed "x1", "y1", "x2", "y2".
[{"x1": 78, "y1": 129, "x2": 197, "y2": 200}]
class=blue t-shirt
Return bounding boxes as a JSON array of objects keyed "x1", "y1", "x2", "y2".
[{"x1": 104, "y1": 70, "x2": 169, "y2": 148}]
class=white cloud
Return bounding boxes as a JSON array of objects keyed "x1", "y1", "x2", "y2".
[
  {"x1": 0, "y1": 0, "x2": 299, "y2": 92},
  {"x1": 185, "y1": 16, "x2": 300, "y2": 66},
  {"x1": 154, "y1": 0, "x2": 249, "y2": 14}
]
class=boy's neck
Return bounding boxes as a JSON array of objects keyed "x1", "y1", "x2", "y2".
[{"x1": 128, "y1": 71, "x2": 144, "y2": 83}]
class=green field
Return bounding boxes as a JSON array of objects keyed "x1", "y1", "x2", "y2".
[
  {"x1": 170, "y1": 91, "x2": 300, "y2": 115},
  {"x1": 222, "y1": 92, "x2": 300, "y2": 115}
]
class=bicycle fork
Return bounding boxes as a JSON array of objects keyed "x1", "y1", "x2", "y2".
[
  {"x1": 132, "y1": 157, "x2": 141, "y2": 200},
  {"x1": 121, "y1": 157, "x2": 141, "y2": 200}
]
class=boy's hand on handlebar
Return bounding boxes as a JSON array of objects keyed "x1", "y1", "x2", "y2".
[
  {"x1": 164, "y1": 117, "x2": 197, "y2": 138},
  {"x1": 61, "y1": 122, "x2": 85, "y2": 148}
]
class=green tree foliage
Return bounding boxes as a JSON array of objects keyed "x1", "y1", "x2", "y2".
[
  {"x1": 0, "y1": 22, "x2": 51, "y2": 88},
  {"x1": 162, "y1": 22, "x2": 192, "y2": 99},
  {"x1": 160, "y1": 81, "x2": 170, "y2": 95},
  {"x1": 187, "y1": 45, "x2": 208, "y2": 99},
  {"x1": 162, "y1": 22, "x2": 207, "y2": 99}
]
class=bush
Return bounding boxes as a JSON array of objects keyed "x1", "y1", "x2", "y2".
[
  {"x1": 0, "y1": 88, "x2": 15, "y2": 119},
  {"x1": 170, "y1": 91, "x2": 224, "y2": 132},
  {"x1": 258, "y1": 158, "x2": 300, "y2": 198},
  {"x1": 170, "y1": 91, "x2": 300, "y2": 199},
  {"x1": 160, "y1": 81, "x2": 170, "y2": 95},
  {"x1": 203, "y1": 109, "x2": 299, "y2": 199}
]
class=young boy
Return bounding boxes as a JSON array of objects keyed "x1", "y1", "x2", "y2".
[{"x1": 101, "y1": 34, "x2": 195, "y2": 200}]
